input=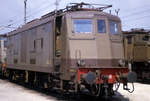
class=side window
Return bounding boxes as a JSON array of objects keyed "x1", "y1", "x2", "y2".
[
  {"x1": 97, "y1": 20, "x2": 106, "y2": 33},
  {"x1": 4, "y1": 40, "x2": 7, "y2": 48},
  {"x1": 45, "y1": 23, "x2": 51, "y2": 32},
  {"x1": 0, "y1": 41, "x2": 1, "y2": 48},
  {"x1": 30, "y1": 28, "x2": 37, "y2": 52},
  {"x1": 41, "y1": 38, "x2": 43, "y2": 49},
  {"x1": 34, "y1": 40, "x2": 36, "y2": 49},
  {"x1": 14, "y1": 35, "x2": 19, "y2": 55},
  {"x1": 34, "y1": 38, "x2": 43, "y2": 49}
]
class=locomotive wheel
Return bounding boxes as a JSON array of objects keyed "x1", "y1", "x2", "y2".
[{"x1": 90, "y1": 84, "x2": 100, "y2": 96}]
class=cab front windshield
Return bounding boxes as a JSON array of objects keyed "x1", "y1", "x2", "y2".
[
  {"x1": 73, "y1": 19, "x2": 92, "y2": 33},
  {"x1": 73, "y1": 19, "x2": 120, "y2": 35}
]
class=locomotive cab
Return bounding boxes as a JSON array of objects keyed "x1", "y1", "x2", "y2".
[{"x1": 67, "y1": 12, "x2": 124, "y2": 68}]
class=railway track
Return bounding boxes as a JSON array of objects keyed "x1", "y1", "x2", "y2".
[{"x1": 0, "y1": 75, "x2": 128, "y2": 101}]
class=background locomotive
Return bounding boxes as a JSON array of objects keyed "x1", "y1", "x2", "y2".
[
  {"x1": 0, "y1": 34, "x2": 7, "y2": 74},
  {"x1": 0, "y1": 37, "x2": 7, "y2": 64},
  {"x1": 123, "y1": 29, "x2": 150, "y2": 81},
  {"x1": 1, "y1": 3, "x2": 136, "y2": 98}
]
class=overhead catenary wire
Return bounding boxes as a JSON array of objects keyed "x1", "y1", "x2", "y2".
[
  {"x1": 1, "y1": 1, "x2": 150, "y2": 33},
  {"x1": 0, "y1": 0, "x2": 53, "y2": 26},
  {"x1": 120, "y1": 8, "x2": 150, "y2": 19},
  {"x1": 17, "y1": 3, "x2": 150, "y2": 26},
  {"x1": 26, "y1": 2, "x2": 55, "y2": 20},
  {"x1": 1, "y1": 1, "x2": 149, "y2": 26},
  {"x1": 120, "y1": 7, "x2": 150, "y2": 30},
  {"x1": 0, "y1": 1, "x2": 56, "y2": 32},
  {"x1": 120, "y1": 4, "x2": 150, "y2": 16},
  {"x1": 122, "y1": 14, "x2": 150, "y2": 23},
  {"x1": 26, "y1": 0, "x2": 55, "y2": 17}
]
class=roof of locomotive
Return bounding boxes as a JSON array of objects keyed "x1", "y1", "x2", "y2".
[
  {"x1": 65, "y1": 10, "x2": 120, "y2": 20},
  {"x1": 6, "y1": 3, "x2": 120, "y2": 37},
  {"x1": 7, "y1": 16, "x2": 53, "y2": 37},
  {"x1": 123, "y1": 29, "x2": 150, "y2": 36}
]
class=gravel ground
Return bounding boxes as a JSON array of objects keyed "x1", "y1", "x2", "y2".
[
  {"x1": 0, "y1": 79, "x2": 56, "y2": 101},
  {"x1": 0, "y1": 79, "x2": 150, "y2": 101},
  {"x1": 117, "y1": 83, "x2": 150, "y2": 101}
]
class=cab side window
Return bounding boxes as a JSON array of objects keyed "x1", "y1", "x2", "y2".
[
  {"x1": 143, "y1": 36, "x2": 149, "y2": 41},
  {"x1": 97, "y1": 20, "x2": 106, "y2": 33},
  {"x1": 109, "y1": 21, "x2": 120, "y2": 34},
  {"x1": 127, "y1": 36, "x2": 132, "y2": 44}
]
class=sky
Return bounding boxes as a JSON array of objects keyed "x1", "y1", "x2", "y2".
[{"x1": 0, "y1": 0, "x2": 150, "y2": 34}]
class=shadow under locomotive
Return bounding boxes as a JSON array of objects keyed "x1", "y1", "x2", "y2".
[
  {"x1": 3, "y1": 78, "x2": 129, "y2": 101},
  {"x1": 29, "y1": 87, "x2": 130, "y2": 101},
  {"x1": 0, "y1": 76, "x2": 130, "y2": 101}
]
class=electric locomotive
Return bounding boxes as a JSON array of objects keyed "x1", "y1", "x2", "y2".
[
  {"x1": 3, "y1": 3, "x2": 136, "y2": 98},
  {"x1": 123, "y1": 29, "x2": 150, "y2": 80}
]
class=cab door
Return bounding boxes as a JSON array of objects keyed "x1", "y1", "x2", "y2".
[
  {"x1": 54, "y1": 16, "x2": 62, "y2": 72},
  {"x1": 108, "y1": 20, "x2": 124, "y2": 64}
]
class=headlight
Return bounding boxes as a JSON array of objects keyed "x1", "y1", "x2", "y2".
[
  {"x1": 77, "y1": 60, "x2": 85, "y2": 66},
  {"x1": 108, "y1": 74, "x2": 112, "y2": 79},
  {"x1": 118, "y1": 59, "x2": 125, "y2": 67}
]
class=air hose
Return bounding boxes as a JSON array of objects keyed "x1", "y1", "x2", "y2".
[
  {"x1": 114, "y1": 82, "x2": 120, "y2": 92},
  {"x1": 95, "y1": 72, "x2": 101, "y2": 97},
  {"x1": 127, "y1": 83, "x2": 135, "y2": 93},
  {"x1": 95, "y1": 83, "x2": 101, "y2": 97}
]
